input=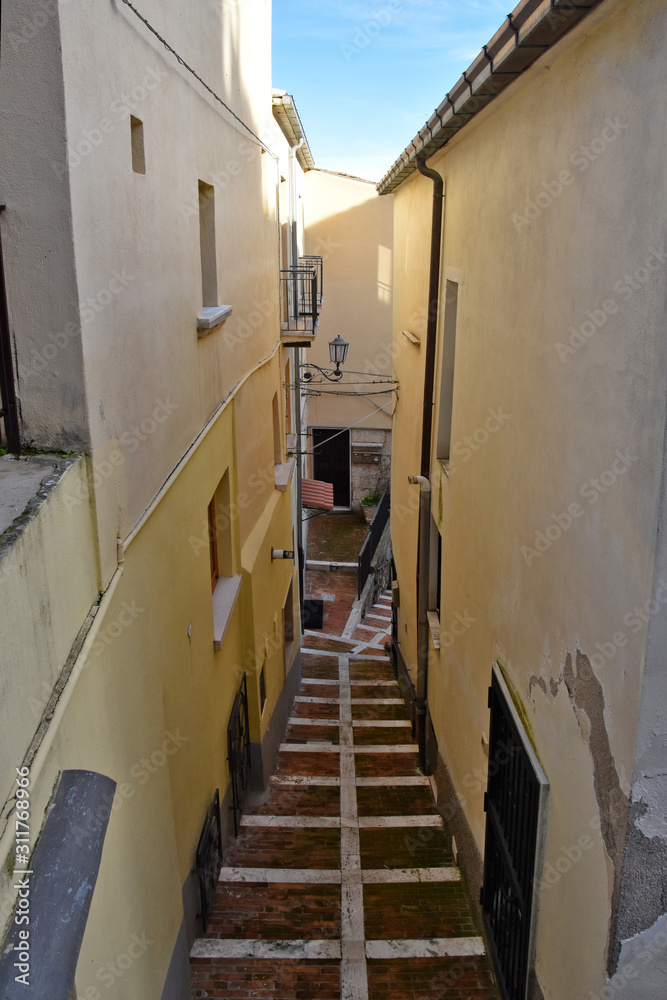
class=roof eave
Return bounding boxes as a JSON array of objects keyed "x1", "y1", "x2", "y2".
[{"x1": 377, "y1": 0, "x2": 606, "y2": 195}]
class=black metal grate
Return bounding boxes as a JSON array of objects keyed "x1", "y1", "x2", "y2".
[
  {"x1": 299, "y1": 255, "x2": 323, "y2": 303},
  {"x1": 358, "y1": 487, "x2": 390, "y2": 598},
  {"x1": 0, "y1": 225, "x2": 20, "y2": 454},
  {"x1": 227, "y1": 673, "x2": 251, "y2": 836},
  {"x1": 481, "y1": 666, "x2": 548, "y2": 1000},
  {"x1": 195, "y1": 789, "x2": 222, "y2": 933}
]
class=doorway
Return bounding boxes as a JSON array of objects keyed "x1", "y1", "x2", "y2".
[{"x1": 311, "y1": 427, "x2": 350, "y2": 507}]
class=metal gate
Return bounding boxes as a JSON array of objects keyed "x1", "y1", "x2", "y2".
[
  {"x1": 195, "y1": 789, "x2": 222, "y2": 933},
  {"x1": 227, "y1": 672, "x2": 251, "y2": 836},
  {"x1": 481, "y1": 664, "x2": 548, "y2": 1000}
]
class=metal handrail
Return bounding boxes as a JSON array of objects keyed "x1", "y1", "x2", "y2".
[{"x1": 357, "y1": 487, "x2": 390, "y2": 598}]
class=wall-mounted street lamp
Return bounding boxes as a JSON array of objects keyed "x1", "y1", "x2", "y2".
[
  {"x1": 301, "y1": 336, "x2": 350, "y2": 382},
  {"x1": 293, "y1": 336, "x2": 350, "y2": 633}
]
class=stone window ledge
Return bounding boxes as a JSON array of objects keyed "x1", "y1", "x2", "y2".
[
  {"x1": 197, "y1": 304, "x2": 233, "y2": 336},
  {"x1": 212, "y1": 574, "x2": 242, "y2": 651},
  {"x1": 274, "y1": 460, "x2": 294, "y2": 492}
]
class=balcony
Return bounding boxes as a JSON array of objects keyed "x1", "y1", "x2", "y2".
[{"x1": 280, "y1": 256, "x2": 323, "y2": 347}]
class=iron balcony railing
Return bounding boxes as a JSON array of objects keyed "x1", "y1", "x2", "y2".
[
  {"x1": 280, "y1": 262, "x2": 319, "y2": 335},
  {"x1": 358, "y1": 487, "x2": 390, "y2": 598},
  {"x1": 299, "y1": 255, "x2": 323, "y2": 305}
]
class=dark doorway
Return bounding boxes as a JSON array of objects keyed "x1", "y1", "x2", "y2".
[{"x1": 312, "y1": 427, "x2": 350, "y2": 507}]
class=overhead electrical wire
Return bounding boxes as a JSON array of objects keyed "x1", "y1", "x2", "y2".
[{"x1": 118, "y1": 0, "x2": 276, "y2": 156}]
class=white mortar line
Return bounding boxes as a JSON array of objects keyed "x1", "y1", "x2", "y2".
[
  {"x1": 299, "y1": 678, "x2": 340, "y2": 686},
  {"x1": 191, "y1": 939, "x2": 342, "y2": 960},
  {"x1": 357, "y1": 816, "x2": 443, "y2": 828},
  {"x1": 365, "y1": 938, "x2": 485, "y2": 959},
  {"x1": 288, "y1": 717, "x2": 339, "y2": 727},
  {"x1": 350, "y1": 680, "x2": 398, "y2": 687},
  {"x1": 339, "y1": 652, "x2": 368, "y2": 1000},
  {"x1": 356, "y1": 777, "x2": 430, "y2": 787},
  {"x1": 361, "y1": 868, "x2": 459, "y2": 883},
  {"x1": 218, "y1": 867, "x2": 342, "y2": 884},
  {"x1": 353, "y1": 720, "x2": 410, "y2": 728},
  {"x1": 348, "y1": 654, "x2": 391, "y2": 661},
  {"x1": 241, "y1": 815, "x2": 341, "y2": 828},
  {"x1": 295, "y1": 696, "x2": 341, "y2": 704},
  {"x1": 271, "y1": 775, "x2": 340, "y2": 786},
  {"x1": 350, "y1": 698, "x2": 404, "y2": 705},
  {"x1": 353, "y1": 746, "x2": 418, "y2": 754},
  {"x1": 279, "y1": 743, "x2": 340, "y2": 753},
  {"x1": 300, "y1": 646, "x2": 339, "y2": 656},
  {"x1": 304, "y1": 631, "x2": 357, "y2": 645}
]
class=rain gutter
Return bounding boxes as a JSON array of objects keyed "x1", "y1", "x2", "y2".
[{"x1": 377, "y1": 0, "x2": 606, "y2": 195}]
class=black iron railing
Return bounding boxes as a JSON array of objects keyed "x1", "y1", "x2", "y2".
[
  {"x1": 299, "y1": 255, "x2": 323, "y2": 304},
  {"x1": 358, "y1": 487, "x2": 390, "y2": 598},
  {"x1": 280, "y1": 263, "x2": 319, "y2": 334},
  {"x1": 227, "y1": 672, "x2": 251, "y2": 836},
  {"x1": 195, "y1": 789, "x2": 222, "y2": 933},
  {"x1": 481, "y1": 666, "x2": 548, "y2": 1000},
  {"x1": 0, "y1": 223, "x2": 20, "y2": 454}
]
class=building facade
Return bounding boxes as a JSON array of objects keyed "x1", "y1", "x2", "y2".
[
  {"x1": 303, "y1": 168, "x2": 394, "y2": 512},
  {"x1": 0, "y1": 1, "x2": 305, "y2": 996},
  {"x1": 382, "y1": 0, "x2": 667, "y2": 997}
]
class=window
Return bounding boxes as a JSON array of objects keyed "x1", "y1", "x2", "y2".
[
  {"x1": 259, "y1": 665, "x2": 267, "y2": 713},
  {"x1": 198, "y1": 181, "x2": 217, "y2": 308},
  {"x1": 436, "y1": 279, "x2": 459, "y2": 462},
  {"x1": 428, "y1": 516, "x2": 442, "y2": 617},
  {"x1": 130, "y1": 116, "x2": 145, "y2": 174},
  {"x1": 208, "y1": 498, "x2": 218, "y2": 592},
  {"x1": 208, "y1": 470, "x2": 242, "y2": 651},
  {"x1": 272, "y1": 392, "x2": 282, "y2": 464}
]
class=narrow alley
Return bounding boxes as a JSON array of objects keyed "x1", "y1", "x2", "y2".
[{"x1": 190, "y1": 520, "x2": 500, "y2": 998}]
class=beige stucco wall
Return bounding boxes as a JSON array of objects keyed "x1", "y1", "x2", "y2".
[
  {"x1": 54, "y1": 0, "x2": 281, "y2": 585},
  {"x1": 304, "y1": 169, "x2": 394, "y2": 431},
  {"x1": 0, "y1": 2, "x2": 303, "y2": 995},
  {"x1": 390, "y1": 0, "x2": 667, "y2": 996},
  {"x1": 0, "y1": 2, "x2": 90, "y2": 450}
]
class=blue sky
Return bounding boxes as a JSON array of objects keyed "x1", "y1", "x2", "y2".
[{"x1": 272, "y1": 0, "x2": 509, "y2": 182}]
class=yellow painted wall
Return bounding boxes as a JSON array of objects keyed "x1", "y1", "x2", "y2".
[
  {"x1": 0, "y1": 458, "x2": 98, "y2": 817},
  {"x1": 0, "y1": 360, "x2": 298, "y2": 999},
  {"x1": 390, "y1": 0, "x2": 667, "y2": 995}
]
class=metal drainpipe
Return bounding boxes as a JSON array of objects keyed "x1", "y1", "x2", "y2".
[
  {"x1": 411, "y1": 154, "x2": 444, "y2": 772},
  {"x1": 294, "y1": 344, "x2": 305, "y2": 632},
  {"x1": 415, "y1": 154, "x2": 444, "y2": 479},
  {"x1": 408, "y1": 475, "x2": 432, "y2": 772},
  {"x1": 289, "y1": 138, "x2": 305, "y2": 268}
]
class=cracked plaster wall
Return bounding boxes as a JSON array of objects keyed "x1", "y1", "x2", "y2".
[{"x1": 610, "y1": 375, "x2": 667, "y2": 985}]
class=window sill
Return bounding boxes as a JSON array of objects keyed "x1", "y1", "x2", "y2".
[
  {"x1": 274, "y1": 459, "x2": 294, "y2": 492},
  {"x1": 427, "y1": 610, "x2": 441, "y2": 650},
  {"x1": 212, "y1": 574, "x2": 242, "y2": 651},
  {"x1": 197, "y1": 304, "x2": 233, "y2": 337}
]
